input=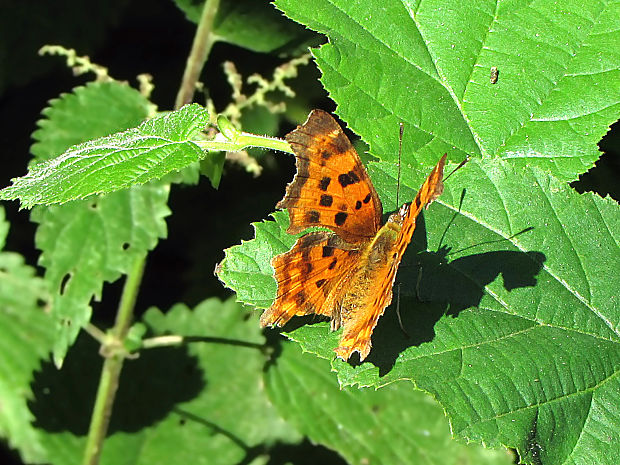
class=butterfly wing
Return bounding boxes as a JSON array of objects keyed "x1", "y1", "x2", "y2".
[
  {"x1": 260, "y1": 231, "x2": 360, "y2": 327},
  {"x1": 280, "y1": 109, "x2": 383, "y2": 244},
  {"x1": 334, "y1": 155, "x2": 447, "y2": 361}
]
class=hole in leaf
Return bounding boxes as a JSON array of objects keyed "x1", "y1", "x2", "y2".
[{"x1": 122, "y1": 243, "x2": 130, "y2": 251}]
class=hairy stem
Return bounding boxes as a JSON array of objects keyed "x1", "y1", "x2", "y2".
[
  {"x1": 175, "y1": 0, "x2": 221, "y2": 109},
  {"x1": 81, "y1": 2, "x2": 222, "y2": 464},
  {"x1": 82, "y1": 255, "x2": 146, "y2": 465}
]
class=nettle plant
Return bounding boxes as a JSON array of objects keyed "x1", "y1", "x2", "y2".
[{"x1": 1, "y1": 1, "x2": 618, "y2": 465}]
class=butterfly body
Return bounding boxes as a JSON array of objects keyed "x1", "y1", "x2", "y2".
[{"x1": 262, "y1": 110, "x2": 446, "y2": 361}]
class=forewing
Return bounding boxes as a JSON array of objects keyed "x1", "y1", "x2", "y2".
[
  {"x1": 280, "y1": 109, "x2": 382, "y2": 243},
  {"x1": 334, "y1": 155, "x2": 447, "y2": 361},
  {"x1": 393, "y1": 154, "x2": 446, "y2": 253}
]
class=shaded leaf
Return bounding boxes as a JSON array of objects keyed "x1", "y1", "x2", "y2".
[
  {"x1": 33, "y1": 185, "x2": 170, "y2": 366},
  {"x1": 0, "y1": 207, "x2": 55, "y2": 463},
  {"x1": 175, "y1": 0, "x2": 319, "y2": 54},
  {"x1": 17, "y1": 82, "x2": 171, "y2": 365},
  {"x1": 267, "y1": 341, "x2": 514, "y2": 465},
  {"x1": 27, "y1": 298, "x2": 300, "y2": 465}
]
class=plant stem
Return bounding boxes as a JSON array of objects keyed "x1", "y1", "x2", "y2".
[
  {"x1": 175, "y1": 0, "x2": 221, "y2": 109},
  {"x1": 195, "y1": 132, "x2": 293, "y2": 154},
  {"x1": 83, "y1": 2, "x2": 221, "y2": 462},
  {"x1": 81, "y1": 255, "x2": 145, "y2": 465}
]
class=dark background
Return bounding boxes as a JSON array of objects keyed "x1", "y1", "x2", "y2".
[
  {"x1": 0, "y1": 1, "x2": 329, "y2": 463},
  {"x1": 0, "y1": 1, "x2": 617, "y2": 464}
]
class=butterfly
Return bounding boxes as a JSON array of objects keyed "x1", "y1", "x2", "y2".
[{"x1": 260, "y1": 109, "x2": 446, "y2": 361}]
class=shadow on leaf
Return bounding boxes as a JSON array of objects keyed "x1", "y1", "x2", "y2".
[
  {"x1": 29, "y1": 331, "x2": 204, "y2": 435},
  {"x1": 365, "y1": 243, "x2": 546, "y2": 375}
]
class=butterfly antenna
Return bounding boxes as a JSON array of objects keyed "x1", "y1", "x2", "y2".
[
  {"x1": 396, "y1": 122, "x2": 404, "y2": 209},
  {"x1": 444, "y1": 156, "x2": 470, "y2": 182},
  {"x1": 395, "y1": 283, "x2": 410, "y2": 338}
]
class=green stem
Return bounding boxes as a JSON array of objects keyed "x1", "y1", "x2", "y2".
[
  {"x1": 82, "y1": 2, "x2": 221, "y2": 463},
  {"x1": 174, "y1": 0, "x2": 221, "y2": 109},
  {"x1": 82, "y1": 256, "x2": 145, "y2": 465},
  {"x1": 195, "y1": 132, "x2": 293, "y2": 154}
]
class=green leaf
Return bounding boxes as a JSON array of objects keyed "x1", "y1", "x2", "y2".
[
  {"x1": 199, "y1": 151, "x2": 226, "y2": 189},
  {"x1": 27, "y1": 298, "x2": 300, "y2": 465},
  {"x1": 219, "y1": 2, "x2": 619, "y2": 463},
  {"x1": 30, "y1": 82, "x2": 156, "y2": 162},
  {"x1": 220, "y1": 155, "x2": 620, "y2": 463},
  {"x1": 216, "y1": 210, "x2": 296, "y2": 309},
  {"x1": 17, "y1": 82, "x2": 171, "y2": 365},
  {"x1": 267, "y1": 341, "x2": 514, "y2": 465},
  {"x1": 33, "y1": 185, "x2": 170, "y2": 366},
  {"x1": 0, "y1": 102, "x2": 210, "y2": 207},
  {"x1": 275, "y1": 0, "x2": 619, "y2": 182},
  {"x1": 0, "y1": 207, "x2": 55, "y2": 463},
  {"x1": 175, "y1": 0, "x2": 319, "y2": 54}
]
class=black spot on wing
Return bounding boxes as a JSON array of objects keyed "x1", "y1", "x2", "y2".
[
  {"x1": 322, "y1": 246, "x2": 334, "y2": 258},
  {"x1": 328, "y1": 258, "x2": 338, "y2": 269},
  {"x1": 338, "y1": 170, "x2": 360, "y2": 188},
  {"x1": 334, "y1": 212, "x2": 348, "y2": 226},
  {"x1": 319, "y1": 177, "x2": 331, "y2": 191},
  {"x1": 321, "y1": 150, "x2": 332, "y2": 159},
  {"x1": 363, "y1": 193, "x2": 372, "y2": 204},
  {"x1": 316, "y1": 279, "x2": 326, "y2": 288},
  {"x1": 319, "y1": 194, "x2": 333, "y2": 207},
  {"x1": 295, "y1": 291, "x2": 307, "y2": 306},
  {"x1": 306, "y1": 210, "x2": 320, "y2": 223},
  {"x1": 355, "y1": 200, "x2": 362, "y2": 210}
]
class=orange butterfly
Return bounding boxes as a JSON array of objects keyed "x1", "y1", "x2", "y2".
[{"x1": 261, "y1": 110, "x2": 446, "y2": 361}]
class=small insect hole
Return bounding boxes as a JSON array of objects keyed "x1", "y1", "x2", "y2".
[{"x1": 121, "y1": 243, "x2": 130, "y2": 251}]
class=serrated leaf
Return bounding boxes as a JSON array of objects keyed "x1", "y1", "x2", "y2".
[
  {"x1": 15, "y1": 82, "x2": 172, "y2": 365},
  {"x1": 0, "y1": 103, "x2": 210, "y2": 207},
  {"x1": 222, "y1": 156, "x2": 620, "y2": 464},
  {"x1": 219, "y1": 2, "x2": 619, "y2": 463},
  {"x1": 216, "y1": 210, "x2": 296, "y2": 309},
  {"x1": 33, "y1": 185, "x2": 170, "y2": 365},
  {"x1": 275, "y1": 0, "x2": 620, "y2": 182},
  {"x1": 30, "y1": 82, "x2": 155, "y2": 162},
  {"x1": 0, "y1": 207, "x2": 55, "y2": 463},
  {"x1": 267, "y1": 342, "x2": 514, "y2": 465},
  {"x1": 26, "y1": 298, "x2": 300, "y2": 465}
]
